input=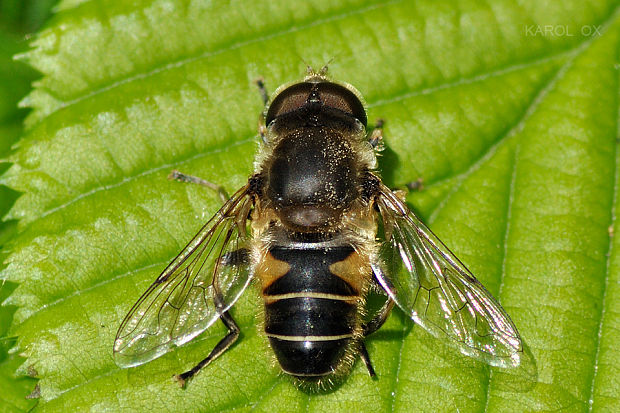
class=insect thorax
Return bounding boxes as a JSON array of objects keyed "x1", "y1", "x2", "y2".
[{"x1": 257, "y1": 104, "x2": 374, "y2": 232}]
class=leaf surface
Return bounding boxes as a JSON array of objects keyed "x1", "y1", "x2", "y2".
[
  {"x1": 2, "y1": 0, "x2": 620, "y2": 411},
  {"x1": 0, "y1": 1, "x2": 57, "y2": 411}
]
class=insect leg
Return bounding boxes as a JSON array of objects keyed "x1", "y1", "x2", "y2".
[
  {"x1": 359, "y1": 342, "x2": 377, "y2": 377},
  {"x1": 256, "y1": 78, "x2": 269, "y2": 143},
  {"x1": 175, "y1": 309, "x2": 240, "y2": 387},
  {"x1": 174, "y1": 246, "x2": 249, "y2": 387},
  {"x1": 363, "y1": 297, "x2": 395, "y2": 336},
  {"x1": 219, "y1": 248, "x2": 250, "y2": 267},
  {"x1": 255, "y1": 77, "x2": 269, "y2": 106},
  {"x1": 358, "y1": 278, "x2": 394, "y2": 378},
  {"x1": 368, "y1": 118, "x2": 385, "y2": 150},
  {"x1": 168, "y1": 170, "x2": 230, "y2": 203}
]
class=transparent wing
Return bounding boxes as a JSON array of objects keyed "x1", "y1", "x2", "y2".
[
  {"x1": 372, "y1": 184, "x2": 523, "y2": 368},
  {"x1": 114, "y1": 185, "x2": 254, "y2": 368}
]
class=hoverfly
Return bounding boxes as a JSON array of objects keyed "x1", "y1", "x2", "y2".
[{"x1": 114, "y1": 67, "x2": 524, "y2": 387}]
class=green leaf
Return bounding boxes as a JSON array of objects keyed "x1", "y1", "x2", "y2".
[
  {"x1": 1, "y1": 1, "x2": 57, "y2": 411},
  {"x1": 0, "y1": 281, "x2": 37, "y2": 412},
  {"x1": 2, "y1": 0, "x2": 620, "y2": 411}
]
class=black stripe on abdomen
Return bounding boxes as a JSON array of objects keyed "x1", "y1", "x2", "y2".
[
  {"x1": 262, "y1": 244, "x2": 360, "y2": 376},
  {"x1": 265, "y1": 297, "x2": 356, "y2": 337},
  {"x1": 264, "y1": 246, "x2": 357, "y2": 296},
  {"x1": 265, "y1": 297, "x2": 356, "y2": 376}
]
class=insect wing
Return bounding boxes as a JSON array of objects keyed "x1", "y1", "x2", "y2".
[
  {"x1": 372, "y1": 186, "x2": 523, "y2": 368},
  {"x1": 114, "y1": 186, "x2": 253, "y2": 368}
]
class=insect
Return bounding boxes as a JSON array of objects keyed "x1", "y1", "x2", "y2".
[{"x1": 114, "y1": 67, "x2": 524, "y2": 388}]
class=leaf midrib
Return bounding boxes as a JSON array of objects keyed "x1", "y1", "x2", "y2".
[
  {"x1": 401, "y1": 13, "x2": 614, "y2": 409},
  {"x1": 484, "y1": 9, "x2": 620, "y2": 411},
  {"x1": 586, "y1": 34, "x2": 620, "y2": 412}
]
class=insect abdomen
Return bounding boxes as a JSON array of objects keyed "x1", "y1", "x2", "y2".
[{"x1": 260, "y1": 244, "x2": 365, "y2": 378}]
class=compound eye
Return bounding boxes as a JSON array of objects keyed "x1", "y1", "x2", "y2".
[
  {"x1": 265, "y1": 83, "x2": 313, "y2": 125},
  {"x1": 317, "y1": 83, "x2": 366, "y2": 126},
  {"x1": 265, "y1": 81, "x2": 366, "y2": 126}
]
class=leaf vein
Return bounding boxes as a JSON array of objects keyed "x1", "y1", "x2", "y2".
[
  {"x1": 34, "y1": 137, "x2": 254, "y2": 223},
  {"x1": 30, "y1": 0, "x2": 403, "y2": 124},
  {"x1": 426, "y1": 37, "x2": 587, "y2": 225},
  {"x1": 587, "y1": 30, "x2": 620, "y2": 412}
]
